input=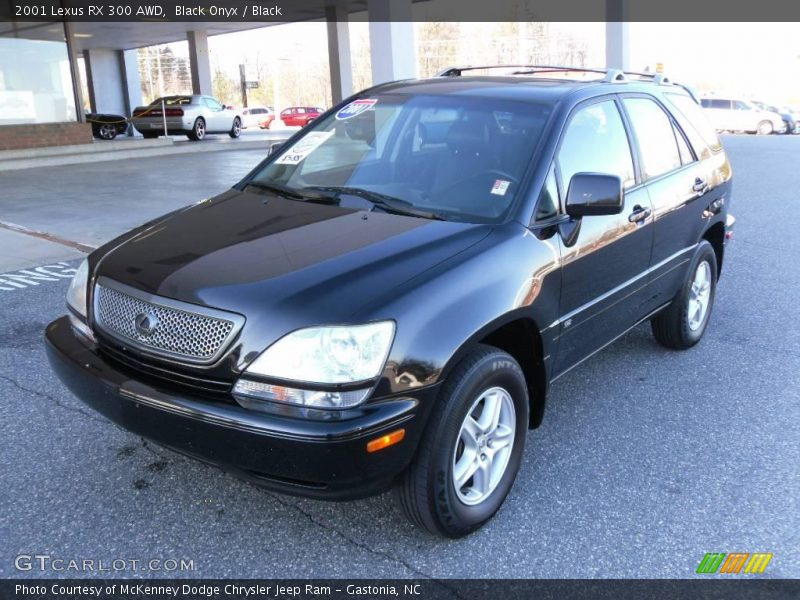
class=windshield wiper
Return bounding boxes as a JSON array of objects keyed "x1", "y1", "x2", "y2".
[
  {"x1": 244, "y1": 181, "x2": 310, "y2": 200},
  {"x1": 304, "y1": 186, "x2": 446, "y2": 221},
  {"x1": 244, "y1": 181, "x2": 338, "y2": 204}
]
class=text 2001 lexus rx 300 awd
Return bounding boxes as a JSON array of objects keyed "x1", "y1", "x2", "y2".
[{"x1": 47, "y1": 66, "x2": 734, "y2": 537}]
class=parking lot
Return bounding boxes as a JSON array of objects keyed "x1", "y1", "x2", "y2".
[{"x1": 0, "y1": 135, "x2": 798, "y2": 579}]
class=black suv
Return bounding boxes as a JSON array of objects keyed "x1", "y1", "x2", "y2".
[{"x1": 46, "y1": 66, "x2": 734, "y2": 537}]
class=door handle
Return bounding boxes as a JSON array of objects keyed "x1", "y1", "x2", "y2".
[
  {"x1": 692, "y1": 177, "x2": 708, "y2": 193},
  {"x1": 628, "y1": 205, "x2": 651, "y2": 223}
]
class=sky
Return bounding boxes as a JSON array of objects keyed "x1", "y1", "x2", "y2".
[{"x1": 161, "y1": 22, "x2": 800, "y2": 106}]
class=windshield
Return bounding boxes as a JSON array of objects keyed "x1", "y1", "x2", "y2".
[{"x1": 249, "y1": 93, "x2": 552, "y2": 223}]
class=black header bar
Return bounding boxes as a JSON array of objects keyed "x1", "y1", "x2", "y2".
[{"x1": 2, "y1": 0, "x2": 800, "y2": 22}]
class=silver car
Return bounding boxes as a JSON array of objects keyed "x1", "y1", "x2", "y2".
[{"x1": 131, "y1": 95, "x2": 242, "y2": 141}]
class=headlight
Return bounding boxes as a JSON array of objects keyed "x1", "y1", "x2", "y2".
[
  {"x1": 66, "y1": 258, "x2": 89, "y2": 318},
  {"x1": 232, "y1": 321, "x2": 395, "y2": 410}
]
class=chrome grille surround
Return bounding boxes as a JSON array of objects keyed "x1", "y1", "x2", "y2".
[{"x1": 92, "y1": 277, "x2": 245, "y2": 365}]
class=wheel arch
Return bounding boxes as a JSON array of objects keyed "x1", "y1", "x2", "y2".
[
  {"x1": 702, "y1": 221, "x2": 725, "y2": 277},
  {"x1": 440, "y1": 313, "x2": 550, "y2": 430}
]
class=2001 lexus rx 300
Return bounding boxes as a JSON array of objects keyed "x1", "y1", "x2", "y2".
[{"x1": 47, "y1": 66, "x2": 735, "y2": 537}]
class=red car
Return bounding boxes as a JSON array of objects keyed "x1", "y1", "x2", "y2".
[{"x1": 280, "y1": 106, "x2": 324, "y2": 127}]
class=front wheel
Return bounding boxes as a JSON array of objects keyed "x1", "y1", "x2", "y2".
[
  {"x1": 229, "y1": 117, "x2": 242, "y2": 138},
  {"x1": 395, "y1": 345, "x2": 528, "y2": 538},
  {"x1": 96, "y1": 123, "x2": 118, "y2": 140},
  {"x1": 651, "y1": 240, "x2": 718, "y2": 350},
  {"x1": 757, "y1": 120, "x2": 774, "y2": 135}
]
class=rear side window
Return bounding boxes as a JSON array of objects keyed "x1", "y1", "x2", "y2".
[
  {"x1": 557, "y1": 100, "x2": 635, "y2": 192},
  {"x1": 623, "y1": 97, "x2": 682, "y2": 180},
  {"x1": 665, "y1": 92, "x2": 722, "y2": 158}
]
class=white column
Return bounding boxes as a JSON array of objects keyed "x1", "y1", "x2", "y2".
[
  {"x1": 605, "y1": 0, "x2": 630, "y2": 71},
  {"x1": 326, "y1": 4, "x2": 354, "y2": 104},
  {"x1": 84, "y1": 48, "x2": 127, "y2": 115},
  {"x1": 119, "y1": 49, "x2": 142, "y2": 135},
  {"x1": 187, "y1": 30, "x2": 213, "y2": 95},
  {"x1": 367, "y1": 0, "x2": 417, "y2": 85}
]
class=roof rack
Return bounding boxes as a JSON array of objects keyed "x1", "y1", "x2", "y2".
[
  {"x1": 437, "y1": 64, "x2": 675, "y2": 87},
  {"x1": 437, "y1": 64, "x2": 609, "y2": 78}
]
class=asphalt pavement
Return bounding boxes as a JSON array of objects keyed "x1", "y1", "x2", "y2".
[{"x1": 0, "y1": 135, "x2": 798, "y2": 579}]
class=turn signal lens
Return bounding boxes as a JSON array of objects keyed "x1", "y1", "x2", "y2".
[{"x1": 366, "y1": 429, "x2": 405, "y2": 453}]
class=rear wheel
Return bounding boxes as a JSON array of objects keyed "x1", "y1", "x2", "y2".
[
  {"x1": 651, "y1": 240, "x2": 718, "y2": 350},
  {"x1": 395, "y1": 345, "x2": 528, "y2": 538},
  {"x1": 757, "y1": 120, "x2": 773, "y2": 135},
  {"x1": 187, "y1": 118, "x2": 206, "y2": 141},
  {"x1": 229, "y1": 117, "x2": 242, "y2": 138}
]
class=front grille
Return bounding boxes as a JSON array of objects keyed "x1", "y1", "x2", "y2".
[{"x1": 93, "y1": 278, "x2": 244, "y2": 364}]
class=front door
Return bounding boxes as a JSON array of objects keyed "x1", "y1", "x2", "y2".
[{"x1": 554, "y1": 98, "x2": 654, "y2": 376}]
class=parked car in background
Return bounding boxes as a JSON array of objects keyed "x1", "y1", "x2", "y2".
[
  {"x1": 700, "y1": 97, "x2": 785, "y2": 135},
  {"x1": 48, "y1": 66, "x2": 734, "y2": 537},
  {"x1": 753, "y1": 100, "x2": 800, "y2": 133},
  {"x1": 782, "y1": 107, "x2": 800, "y2": 134},
  {"x1": 752, "y1": 101, "x2": 798, "y2": 135},
  {"x1": 241, "y1": 106, "x2": 275, "y2": 129},
  {"x1": 86, "y1": 112, "x2": 128, "y2": 140},
  {"x1": 280, "y1": 106, "x2": 324, "y2": 127},
  {"x1": 131, "y1": 95, "x2": 242, "y2": 141}
]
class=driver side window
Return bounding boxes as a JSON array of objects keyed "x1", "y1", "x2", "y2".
[
  {"x1": 556, "y1": 100, "x2": 635, "y2": 197},
  {"x1": 204, "y1": 97, "x2": 223, "y2": 110}
]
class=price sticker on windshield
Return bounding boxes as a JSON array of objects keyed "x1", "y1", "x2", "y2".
[
  {"x1": 335, "y1": 98, "x2": 378, "y2": 120},
  {"x1": 491, "y1": 179, "x2": 511, "y2": 196},
  {"x1": 274, "y1": 131, "x2": 333, "y2": 165}
]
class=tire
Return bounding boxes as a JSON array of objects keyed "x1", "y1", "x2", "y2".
[
  {"x1": 142, "y1": 132, "x2": 158, "y2": 139},
  {"x1": 229, "y1": 117, "x2": 242, "y2": 138},
  {"x1": 97, "y1": 123, "x2": 118, "y2": 140},
  {"x1": 187, "y1": 118, "x2": 206, "y2": 141},
  {"x1": 395, "y1": 345, "x2": 528, "y2": 538},
  {"x1": 757, "y1": 120, "x2": 773, "y2": 135},
  {"x1": 651, "y1": 240, "x2": 718, "y2": 350}
]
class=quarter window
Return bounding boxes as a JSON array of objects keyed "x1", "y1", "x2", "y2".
[
  {"x1": 623, "y1": 97, "x2": 682, "y2": 180},
  {"x1": 557, "y1": 100, "x2": 635, "y2": 193}
]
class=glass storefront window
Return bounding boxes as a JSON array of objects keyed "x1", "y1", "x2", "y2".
[{"x1": 0, "y1": 22, "x2": 78, "y2": 125}]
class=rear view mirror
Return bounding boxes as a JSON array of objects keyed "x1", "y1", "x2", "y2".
[{"x1": 566, "y1": 173, "x2": 624, "y2": 218}]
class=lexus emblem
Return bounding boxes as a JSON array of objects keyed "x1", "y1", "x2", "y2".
[{"x1": 134, "y1": 312, "x2": 159, "y2": 336}]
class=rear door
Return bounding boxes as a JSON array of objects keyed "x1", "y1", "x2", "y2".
[
  {"x1": 620, "y1": 94, "x2": 713, "y2": 312},
  {"x1": 554, "y1": 97, "x2": 654, "y2": 376}
]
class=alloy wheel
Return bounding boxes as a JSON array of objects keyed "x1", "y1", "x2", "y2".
[
  {"x1": 99, "y1": 124, "x2": 115, "y2": 140},
  {"x1": 452, "y1": 386, "x2": 516, "y2": 506},
  {"x1": 687, "y1": 260, "x2": 712, "y2": 331}
]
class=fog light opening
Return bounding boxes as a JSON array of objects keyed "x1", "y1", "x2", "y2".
[{"x1": 367, "y1": 428, "x2": 405, "y2": 453}]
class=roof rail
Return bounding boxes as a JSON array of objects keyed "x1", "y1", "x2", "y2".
[
  {"x1": 603, "y1": 69, "x2": 627, "y2": 82},
  {"x1": 437, "y1": 64, "x2": 608, "y2": 78},
  {"x1": 437, "y1": 64, "x2": 676, "y2": 87}
]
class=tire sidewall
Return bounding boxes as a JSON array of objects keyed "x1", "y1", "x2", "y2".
[
  {"x1": 194, "y1": 118, "x2": 205, "y2": 140},
  {"x1": 429, "y1": 353, "x2": 528, "y2": 536},
  {"x1": 231, "y1": 117, "x2": 241, "y2": 137},
  {"x1": 679, "y1": 241, "x2": 718, "y2": 346}
]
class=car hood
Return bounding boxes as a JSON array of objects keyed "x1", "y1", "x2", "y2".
[{"x1": 96, "y1": 188, "x2": 492, "y2": 325}]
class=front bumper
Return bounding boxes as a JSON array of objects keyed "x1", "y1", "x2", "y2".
[{"x1": 45, "y1": 316, "x2": 435, "y2": 500}]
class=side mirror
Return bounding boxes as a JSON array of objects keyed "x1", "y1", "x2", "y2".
[
  {"x1": 565, "y1": 173, "x2": 624, "y2": 218},
  {"x1": 268, "y1": 142, "x2": 285, "y2": 156}
]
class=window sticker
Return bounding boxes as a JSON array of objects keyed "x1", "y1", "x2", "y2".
[
  {"x1": 491, "y1": 179, "x2": 511, "y2": 196},
  {"x1": 335, "y1": 98, "x2": 378, "y2": 120},
  {"x1": 274, "y1": 131, "x2": 334, "y2": 165}
]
